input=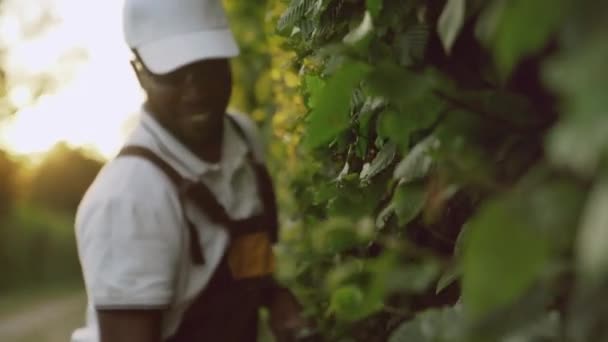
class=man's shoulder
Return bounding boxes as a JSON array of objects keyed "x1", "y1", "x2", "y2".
[{"x1": 78, "y1": 154, "x2": 180, "y2": 215}]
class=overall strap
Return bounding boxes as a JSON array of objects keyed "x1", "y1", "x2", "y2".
[
  {"x1": 117, "y1": 146, "x2": 205, "y2": 265},
  {"x1": 226, "y1": 114, "x2": 261, "y2": 163},
  {"x1": 226, "y1": 114, "x2": 279, "y2": 242}
]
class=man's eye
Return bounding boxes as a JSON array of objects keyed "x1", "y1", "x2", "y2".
[{"x1": 152, "y1": 71, "x2": 185, "y2": 85}]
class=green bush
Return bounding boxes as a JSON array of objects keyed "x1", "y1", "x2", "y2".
[
  {"x1": 250, "y1": 0, "x2": 608, "y2": 340},
  {"x1": 0, "y1": 204, "x2": 80, "y2": 292}
]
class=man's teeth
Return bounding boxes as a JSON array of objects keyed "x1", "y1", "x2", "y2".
[{"x1": 189, "y1": 113, "x2": 210, "y2": 122}]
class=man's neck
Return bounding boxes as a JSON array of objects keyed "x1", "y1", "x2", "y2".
[{"x1": 192, "y1": 133, "x2": 223, "y2": 164}]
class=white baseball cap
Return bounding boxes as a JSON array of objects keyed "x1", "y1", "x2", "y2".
[{"x1": 123, "y1": 0, "x2": 240, "y2": 74}]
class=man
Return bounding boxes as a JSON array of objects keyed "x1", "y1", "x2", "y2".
[{"x1": 71, "y1": 0, "x2": 307, "y2": 341}]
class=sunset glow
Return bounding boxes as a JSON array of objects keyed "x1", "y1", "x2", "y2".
[{"x1": 0, "y1": 0, "x2": 143, "y2": 159}]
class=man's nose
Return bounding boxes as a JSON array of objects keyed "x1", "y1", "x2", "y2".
[{"x1": 180, "y1": 74, "x2": 203, "y2": 103}]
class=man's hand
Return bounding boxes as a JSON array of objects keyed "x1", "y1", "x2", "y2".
[
  {"x1": 268, "y1": 288, "x2": 316, "y2": 342},
  {"x1": 97, "y1": 309, "x2": 163, "y2": 342}
]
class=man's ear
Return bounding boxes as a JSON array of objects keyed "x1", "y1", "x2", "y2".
[{"x1": 130, "y1": 59, "x2": 145, "y2": 85}]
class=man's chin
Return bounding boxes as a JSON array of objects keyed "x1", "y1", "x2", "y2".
[{"x1": 183, "y1": 124, "x2": 223, "y2": 145}]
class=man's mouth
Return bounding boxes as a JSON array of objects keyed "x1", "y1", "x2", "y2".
[{"x1": 188, "y1": 113, "x2": 211, "y2": 123}]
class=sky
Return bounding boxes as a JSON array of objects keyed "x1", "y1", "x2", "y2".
[{"x1": 0, "y1": 0, "x2": 143, "y2": 159}]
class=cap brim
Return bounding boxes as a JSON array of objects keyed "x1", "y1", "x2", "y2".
[{"x1": 137, "y1": 29, "x2": 239, "y2": 74}]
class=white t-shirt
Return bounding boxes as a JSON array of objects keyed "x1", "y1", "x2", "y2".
[{"x1": 71, "y1": 110, "x2": 266, "y2": 342}]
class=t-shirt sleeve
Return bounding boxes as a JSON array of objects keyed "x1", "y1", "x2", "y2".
[{"x1": 76, "y1": 195, "x2": 182, "y2": 309}]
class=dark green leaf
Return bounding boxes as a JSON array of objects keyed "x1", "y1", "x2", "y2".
[
  {"x1": 366, "y1": 63, "x2": 436, "y2": 111},
  {"x1": 392, "y1": 182, "x2": 426, "y2": 226},
  {"x1": 366, "y1": 0, "x2": 383, "y2": 18},
  {"x1": 325, "y1": 259, "x2": 367, "y2": 291},
  {"x1": 330, "y1": 263, "x2": 387, "y2": 322},
  {"x1": 476, "y1": 0, "x2": 571, "y2": 77},
  {"x1": 462, "y1": 197, "x2": 551, "y2": 319},
  {"x1": 303, "y1": 75, "x2": 326, "y2": 109},
  {"x1": 329, "y1": 285, "x2": 367, "y2": 321},
  {"x1": 378, "y1": 108, "x2": 411, "y2": 148},
  {"x1": 387, "y1": 261, "x2": 441, "y2": 294},
  {"x1": 304, "y1": 61, "x2": 370, "y2": 149},
  {"x1": 544, "y1": 34, "x2": 608, "y2": 176},
  {"x1": 328, "y1": 176, "x2": 386, "y2": 218},
  {"x1": 436, "y1": 263, "x2": 461, "y2": 294}
]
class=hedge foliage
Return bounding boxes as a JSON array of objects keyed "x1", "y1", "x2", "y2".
[{"x1": 228, "y1": 0, "x2": 608, "y2": 340}]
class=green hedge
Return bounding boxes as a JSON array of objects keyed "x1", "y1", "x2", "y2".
[
  {"x1": 250, "y1": 0, "x2": 608, "y2": 341},
  {"x1": 0, "y1": 204, "x2": 81, "y2": 292}
]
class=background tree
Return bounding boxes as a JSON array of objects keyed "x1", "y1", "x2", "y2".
[
  {"x1": 0, "y1": 148, "x2": 18, "y2": 219},
  {"x1": 26, "y1": 142, "x2": 103, "y2": 214}
]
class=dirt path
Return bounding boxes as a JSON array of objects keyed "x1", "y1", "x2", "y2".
[{"x1": 0, "y1": 292, "x2": 86, "y2": 342}]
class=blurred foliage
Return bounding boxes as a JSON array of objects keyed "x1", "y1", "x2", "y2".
[
  {"x1": 219, "y1": 0, "x2": 608, "y2": 340},
  {"x1": 0, "y1": 203, "x2": 80, "y2": 292},
  {"x1": 0, "y1": 143, "x2": 102, "y2": 292},
  {"x1": 0, "y1": 0, "x2": 606, "y2": 340},
  {"x1": 26, "y1": 142, "x2": 102, "y2": 214},
  {"x1": 0, "y1": 149, "x2": 18, "y2": 218}
]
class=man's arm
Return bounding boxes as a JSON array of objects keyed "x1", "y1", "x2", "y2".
[
  {"x1": 268, "y1": 287, "x2": 318, "y2": 342},
  {"x1": 97, "y1": 309, "x2": 163, "y2": 342}
]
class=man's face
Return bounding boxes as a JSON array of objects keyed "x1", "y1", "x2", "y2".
[{"x1": 137, "y1": 58, "x2": 233, "y2": 147}]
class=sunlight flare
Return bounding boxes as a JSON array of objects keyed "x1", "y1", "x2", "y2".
[{"x1": 0, "y1": 0, "x2": 143, "y2": 159}]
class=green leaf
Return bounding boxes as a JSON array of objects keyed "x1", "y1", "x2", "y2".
[
  {"x1": 436, "y1": 263, "x2": 461, "y2": 294},
  {"x1": 546, "y1": 117, "x2": 608, "y2": 177},
  {"x1": 577, "y1": 179, "x2": 608, "y2": 282},
  {"x1": 544, "y1": 34, "x2": 608, "y2": 176},
  {"x1": 328, "y1": 176, "x2": 386, "y2": 218},
  {"x1": 378, "y1": 108, "x2": 410, "y2": 148},
  {"x1": 392, "y1": 182, "x2": 426, "y2": 226},
  {"x1": 476, "y1": 0, "x2": 571, "y2": 77},
  {"x1": 393, "y1": 136, "x2": 439, "y2": 182},
  {"x1": 515, "y1": 177, "x2": 586, "y2": 252},
  {"x1": 329, "y1": 285, "x2": 366, "y2": 321},
  {"x1": 377, "y1": 93, "x2": 444, "y2": 150},
  {"x1": 462, "y1": 197, "x2": 551, "y2": 319},
  {"x1": 312, "y1": 217, "x2": 365, "y2": 254},
  {"x1": 304, "y1": 61, "x2": 370, "y2": 149},
  {"x1": 366, "y1": 0, "x2": 383, "y2": 18},
  {"x1": 330, "y1": 282, "x2": 383, "y2": 322},
  {"x1": 303, "y1": 75, "x2": 326, "y2": 109},
  {"x1": 325, "y1": 259, "x2": 367, "y2": 291},
  {"x1": 360, "y1": 142, "x2": 397, "y2": 182},
  {"x1": 438, "y1": 0, "x2": 466, "y2": 54},
  {"x1": 387, "y1": 261, "x2": 441, "y2": 293},
  {"x1": 366, "y1": 63, "x2": 436, "y2": 111}
]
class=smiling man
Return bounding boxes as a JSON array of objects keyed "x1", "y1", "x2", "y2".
[{"x1": 71, "y1": 0, "x2": 307, "y2": 341}]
